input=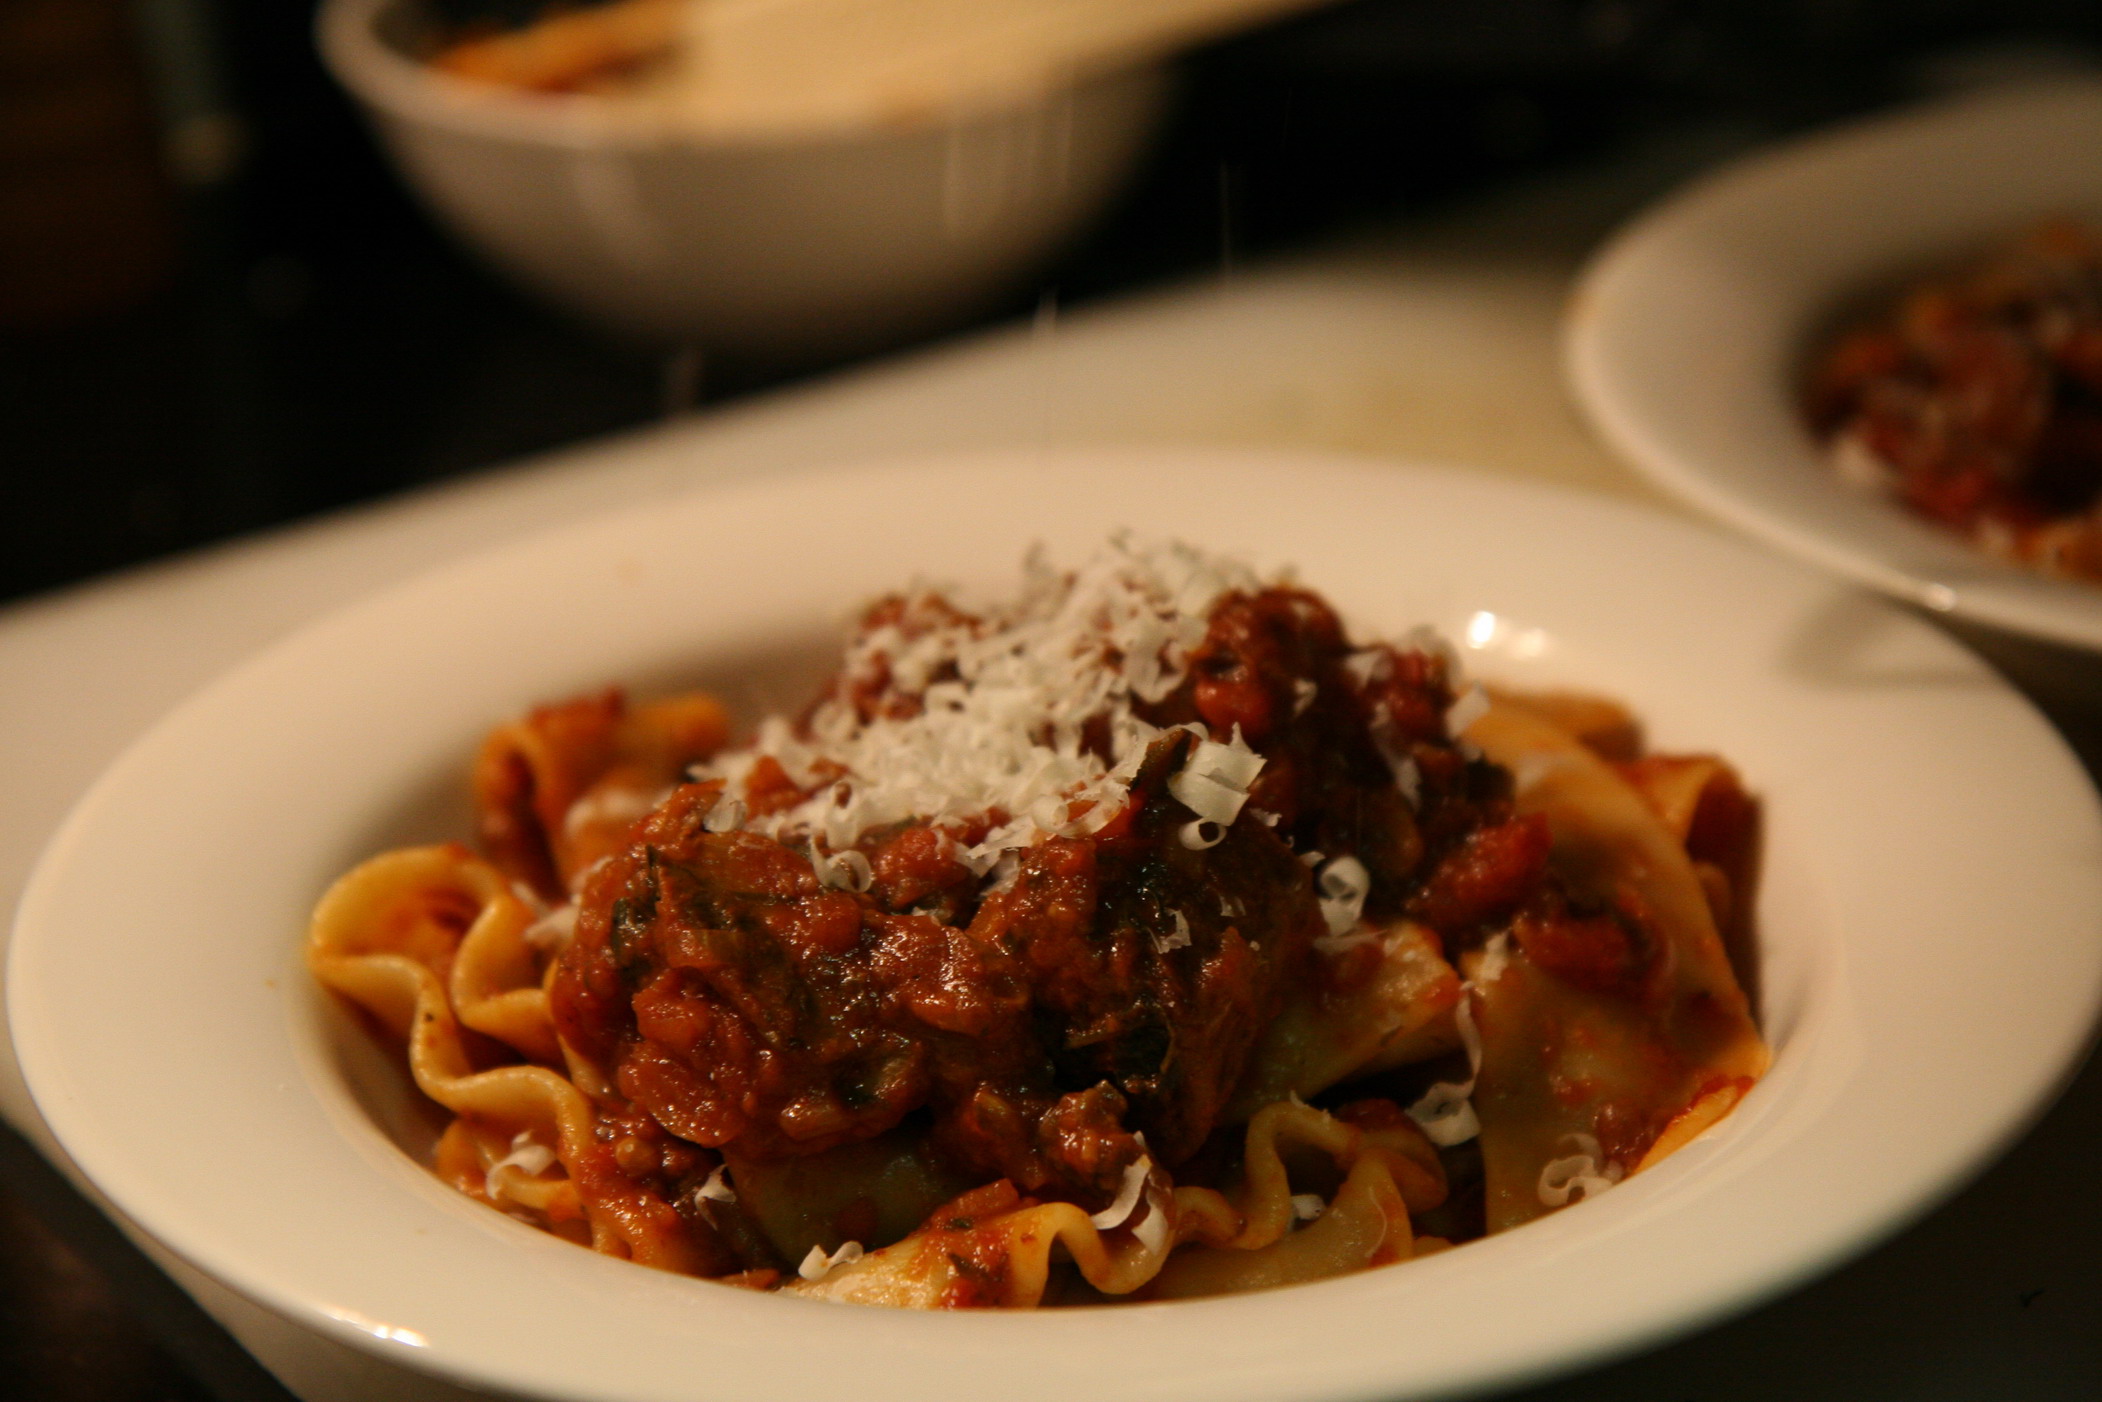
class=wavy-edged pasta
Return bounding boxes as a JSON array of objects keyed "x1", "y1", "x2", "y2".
[{"x1": 310, "y1": 539, "x2": 1763, "y2": 1307}]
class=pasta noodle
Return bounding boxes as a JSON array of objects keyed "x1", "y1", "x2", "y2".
[
  {"x1": 309, "y1": 539, "x2": 1764, "y2": 1307},
  {"x1": 1461, "y1": 704, "x2": 1766, "y2": 1231}
]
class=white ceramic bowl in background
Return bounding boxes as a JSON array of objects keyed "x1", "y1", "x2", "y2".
[
  {"x1": 1565, "y1": 79, "x2": 2102, "y2": 651},
  {"x1": 318, "y1": 0, "x2": 1170, "y2": 360},
  {"x1": 11, "y1": 448, "x2": 2102, "y2": 1402}
]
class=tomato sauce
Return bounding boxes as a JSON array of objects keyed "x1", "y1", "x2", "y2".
[
  {"x1": 1808, "y1": 218, "x2": 2102, "y2": 579},
  {"x1": 542, "y1": 587, "x2": 1608, "y2": 1269}
]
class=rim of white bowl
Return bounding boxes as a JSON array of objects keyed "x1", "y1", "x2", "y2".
[{"x1": 317, "y1": 0, "x2": 1157, "y2": 151}]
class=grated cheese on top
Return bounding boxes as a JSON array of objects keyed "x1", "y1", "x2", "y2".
[{"x1": 693, "y1": 536, "x2": 1267, "y2": 867}]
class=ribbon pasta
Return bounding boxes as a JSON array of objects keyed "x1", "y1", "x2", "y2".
[
  {"x1": 309, "y1": 837, "x2": 1459, "y2": 1302},
  {"x1": 1461, "y1": 700, "x2": 1766, "y2": 1232},
  {"x1": 307, "y1": 549, "x2": 1765, "y2": 1309},
  {"x1": 309, "y1": 844, "x2": 718, "y2": 1272}
]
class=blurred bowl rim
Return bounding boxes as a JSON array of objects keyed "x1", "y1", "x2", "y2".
[{"x1": 317, "y1": 0, "x2": 1145, "y2": 151}]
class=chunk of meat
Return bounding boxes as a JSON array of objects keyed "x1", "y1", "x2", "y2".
[{"x1": 551, "y1": 750, "x2": 1321, "y2": 1202}]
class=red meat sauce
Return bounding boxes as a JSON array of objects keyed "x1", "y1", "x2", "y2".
[{"x1": 524, "y1": 586, "x2": 1640, "y2": 1277}]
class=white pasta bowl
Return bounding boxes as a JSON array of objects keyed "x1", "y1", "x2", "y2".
[
  {"x1": 1565, "y1": 78, "x2": 2102, "y2": 651},
  {"x1": 317, "y1": 0, "x2": 1170, "y2": 359},
  {"x1": 10, "y1": 448, "x2": 2102, "y2": 1402}
]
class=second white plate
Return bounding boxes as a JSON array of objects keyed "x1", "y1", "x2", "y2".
[{"x1": 1566, "y1": 79, "x2": 2102, "y2": 650}]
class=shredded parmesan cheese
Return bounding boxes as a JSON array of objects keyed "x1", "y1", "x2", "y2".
[
  {"x1": 1473, "y1": 931, "x2": 1511, "y2": 987},
  {"x1": 798, "y1": 1241, "x2": 866, "y2": 1281},
  {"x1": 1388, "y1": 752, "x2": 1421, "y2": 808},
  {"x1": 1152, "y1": 910, "x2": 1193, "y2": 955},
  {"x1": 522, "y1": 902, "x2": 578, "y2": 950},
  {"x1": 1407, "y1": 1080, "x2": 1481, "y2": 1148},
  {"x1": 1342, "y1": 649, "x2": 1390, "y2": 687},
  {"x1": 1090, "y1": 1146, "x2": 1154, "y2": 1230},
  {"x1": 703, "y1": 793, "x2": 747, "y2": 833},
  {"x1": 692, "y1": 536, "x2": 1266, "y2": 868},
  {"x1": 1167, "y1": 725, "x2": 1265, "y2": 829},
  {"x1": 1407, "y1": 986, "x2": 1486, "y2": 1147},
  {"x1": 1444, "y1": 685, "x2": 1490, "y2": 738},
  {"x1": 1315, "y1": 855, "x2": 1369, "y2": 937},
  {"x1": 1399, "y1": 624, "x2": 1460, "y2": 675},
  {"x1": 1178, "y1": 819, "x2": 1224, "y2": 850},
  {"x1": 1537, "y1": 1133, "x2": 1624, "y2": 1207},
  {"x1": 1131, "y1": 1193, "x2": 1171, "y2": 1255},
  {"x1": 1455, "y1": 991, "x2": 1482, "y2": 1077},
  {"x1": 562, "y1": 785, "x2": 667, "y2": 839},
  {"x1": 695, "y1": 1164, "x2": 736, "y2": 1203},
  {"x1": 485, "y1": 1130, "x2": 556, "y2": 1204},
  {"x1": 810, "y1": 844, "x2": 874, "y2": 892}
]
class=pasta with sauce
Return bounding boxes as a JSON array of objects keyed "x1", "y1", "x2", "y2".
[
  {"x1": 1806, "y1": 219, "x2": 2102, "y2": 582},
  {"x1": 309, "y1": 537, "x2": 1765, "y2": 1307}
]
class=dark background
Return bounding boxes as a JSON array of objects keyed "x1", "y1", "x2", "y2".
[
  {"x1": 7, "y1": 0, "x2": 2102, "y2": 609},
  {"x1": 3, "y1": 1, "x2": 2102, "y2": 1398}
]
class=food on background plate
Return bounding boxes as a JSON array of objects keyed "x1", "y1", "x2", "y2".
[
  {"x1": 309, "y1": 538, "x2": 1765, "y2": 1308},
  {"x1": 432, "y1": 0, "x2": 683, "y2": 94},
  {"x1": 424, "y1": 0, "x2": 1337, "y2": 125},
  {"x1": 1806, "y1": 218, "x2": 2102, "y2": 582}
]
